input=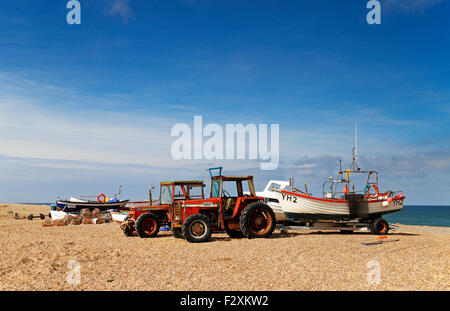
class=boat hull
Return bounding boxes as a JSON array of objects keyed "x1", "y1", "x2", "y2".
[
  {"x1": 275, "y1": 190, "x2": 404, "y2": 222},
  {"x1": 50, "y1": 210, "x2": 78, "y2": 220},
  {"x1": 265, "y1": 200, "x2": 287, "y2": 221},
  {"x1": 50, "y1": 209, "x2": 112, "y2": 222},
  {"x1": 56, "y1": 200, "x2": 128, "y2": 212},
  {"x1": 110, "y1": 210, "x2": 129, "y2": 223}
]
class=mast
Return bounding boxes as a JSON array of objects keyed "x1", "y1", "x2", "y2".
[{"x1": 352, "y1": 122, "x2": 359, "y2": 171}]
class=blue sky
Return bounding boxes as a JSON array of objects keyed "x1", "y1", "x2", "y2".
[{"x1": 0, "y1": 0, "x2": 449, "y2": 204}]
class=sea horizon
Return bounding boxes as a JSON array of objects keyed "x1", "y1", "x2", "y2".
[{"x1": 8, "y1": 203, "x2": 450, "y2": 228}]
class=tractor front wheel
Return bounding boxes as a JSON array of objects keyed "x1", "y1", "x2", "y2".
[
  {"x1": 239, "y1": 202, "x2": 276, "y2": 239},
  {"x1": 136, "y1": 213, "x2": 160, "y2": 238},
  {"x1": 182, "y1": 214, "x2": 212, "y2": 243}
]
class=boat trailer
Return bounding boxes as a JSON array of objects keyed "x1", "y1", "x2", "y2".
[
  {"x1": 276, "y1": 221, "x2": 399, "y2": 234},
  {"x1": 14, "y1": 212, "x2": 48, "y2": 220}
]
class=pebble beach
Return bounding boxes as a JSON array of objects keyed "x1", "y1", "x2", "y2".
[{"x1": 0, "y1": 203, "x2": 448, "y2": 291}]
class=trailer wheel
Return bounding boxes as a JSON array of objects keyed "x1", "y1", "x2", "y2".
[
  {"x1": 136, "y1": 213, "x2": 160, "y2": 238},
  {"x1": 239, "y1": 202, "x2": 276, "y2": 239},
  {"x1": 224, "y1": 221, "x2": 244, "y2": 238},
  {"x1": 182, "y1": 214, "x2": 212, "y2": 243},
  {"x1": 370, "y1": 218, "x2": 389, "y2": 235}
]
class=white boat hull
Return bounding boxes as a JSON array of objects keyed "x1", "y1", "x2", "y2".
[
  {"x1": 110, "y1": 210, "x2": 129, "y2": 223},
  {"x1": 50, "y1": 210, "x2": 78, "y2": 220},
  {"x1": 275, "y1": 190, "x2": 404, "y2": 221},
  {"x1": 50, "y1": 210, "x2": 112, "y2": 223}
]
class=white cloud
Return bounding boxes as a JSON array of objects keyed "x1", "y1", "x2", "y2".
[
  {"x1": 0, "y1": 98, "x2": 174, "y2": 166},
  {"x1": 360, "y1": 151, "x2": 450, "y2": 178},
  {"x1": 382, "y1": 0, "x2": 443, "y2": 14},
  {"x1": 106, "y1": 0, "x2": 134, "y2": 23},
  {"x1": 0, "y1": 72, "x2": 181, "y2": 168},
  {"x1": 0, "y1": 72, "x2": 280, "y2": 173}
]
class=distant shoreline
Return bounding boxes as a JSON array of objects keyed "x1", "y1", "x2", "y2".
[{"x1": 17, "y1": 203, "x2": 53, "y2": 206}]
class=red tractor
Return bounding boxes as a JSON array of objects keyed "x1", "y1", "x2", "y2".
[
  {"x1": 120, "y1": 180, "x2": 206, "y2": 238},
  {"x1": 121, "y1": 168, "x2": 277, "y2": 243},
  {"x1": 169, "y1": 168, "x2": 276, "y2": 242}
]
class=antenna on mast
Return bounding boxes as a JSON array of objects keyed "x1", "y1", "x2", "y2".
[
  {"x1": 355, "y1": 122, "x2": 357, "y2": 160},
  {"x1": 352, "y1": 122, "x2": 360, "y2": 171}
]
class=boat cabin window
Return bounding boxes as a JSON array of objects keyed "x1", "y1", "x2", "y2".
[
  {"x1": 160, "y1": 185, "x2": 173, "y2": 204},
  {"x1": 268, "y1": 183, "x2": 282, "y2": 191}
]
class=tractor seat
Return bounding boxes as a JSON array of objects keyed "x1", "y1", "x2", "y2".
[{"x1": 223, "y1": 197, "x2": 237, "y2": 216}]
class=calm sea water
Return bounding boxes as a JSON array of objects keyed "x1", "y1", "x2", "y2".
[
  {"x1": 384, "y1": 205, "x2": 450, "y2": 227},
  {"x1": 20, "y1": 203, "x2": 450, "y2": 227}
]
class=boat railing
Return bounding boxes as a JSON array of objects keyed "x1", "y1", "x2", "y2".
[
  {"x1": 326, "y1": 190, "x2": 366, "y2": 198},
  {"x1": 322, "y1": 180, "x2": 353, "y2": 198},
  {"x1": 386, "y1": 190, "x2": 405, "y2": 198},
  {"x1": 322, "y1": 179, "x2": 374, "y2": 199}
]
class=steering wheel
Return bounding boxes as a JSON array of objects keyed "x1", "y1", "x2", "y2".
[{"x1": 223, "y1": 189, "x2": 231, "y2": 198}]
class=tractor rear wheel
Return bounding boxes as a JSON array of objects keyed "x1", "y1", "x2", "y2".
[
  {"x1": 239, "y1": 202, "x2": 276, "y2": 239},
  {"x1": 370, "y1": 218, "x2": 389, "y2": 235},
  {"x1": 182, "y1": 214, "x2": 212, "y2": 243},
  {"x1": 136, "y1": 213, "x2": 160, "y2": 238},
  {"x1": 224, "y1": 221, "x2": 244, "y2": 238}
]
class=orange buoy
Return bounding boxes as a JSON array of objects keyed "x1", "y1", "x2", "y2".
[{"x1": 97, "y1": 193, "x2": 106, "y2": 203}]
